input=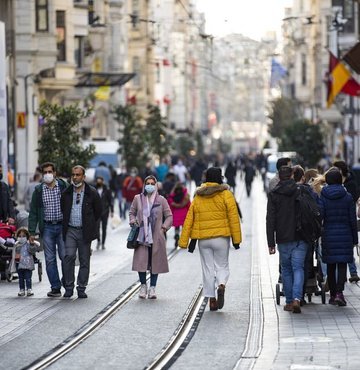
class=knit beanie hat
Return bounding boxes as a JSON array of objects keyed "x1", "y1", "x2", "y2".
[
  {"x1": 205, "y1": 167, "x2": 223, "y2": 184},
  {"x1": 325, "y1": 169, "x2": 342, "y2": 185}
]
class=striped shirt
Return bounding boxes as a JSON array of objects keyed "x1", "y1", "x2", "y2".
[
  {"x1": 69, "y1": 190, "x2": 84, "y2": 227},
  {"x1": 42, "y1": 181, "x2": 62, "y2": 222}
]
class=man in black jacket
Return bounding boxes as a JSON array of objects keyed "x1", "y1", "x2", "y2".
[
  {"x1": 95, "y1": 176, "x2": 114, "y2": 250},
  {"x1": 61, "y1": 165, "x2": 102, "y2": 298},
  {"x1": 0, "y1": 164, "x2": 15, "y2": 224},
  {"x1": 266, "y1": 166, "x2": 308, "y2": 314}
]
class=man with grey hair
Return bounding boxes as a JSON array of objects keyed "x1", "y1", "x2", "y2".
[{"x1": 61, "y1": 165, "x2": 102, "y2": 298}]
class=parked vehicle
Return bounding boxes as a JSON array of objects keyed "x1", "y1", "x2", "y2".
[{"x1": 82, "y1": 139, "x2": 121, "y2": 184}]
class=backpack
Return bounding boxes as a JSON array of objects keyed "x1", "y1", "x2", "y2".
[{"x1": 295, "y1": 185, "x2": 322, "y2": 245}]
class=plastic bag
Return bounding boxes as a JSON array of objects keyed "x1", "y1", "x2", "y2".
[{"x1": 110, "y1": 214, "x2": 122, "y2": 230}]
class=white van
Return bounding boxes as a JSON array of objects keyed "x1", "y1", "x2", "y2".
[
  {"x1": 82, "y1": 139, "x2": 121, "y2": 184},
  {"x1": 264, "y1": 152, "x2": 297, "y2": 194}
]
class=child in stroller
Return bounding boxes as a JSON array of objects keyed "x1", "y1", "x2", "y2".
[{"x1": 14, "y1": 227, "x2": 41, "y2": 296}]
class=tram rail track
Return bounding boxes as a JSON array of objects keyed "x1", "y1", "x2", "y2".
[
  {"x1": 144, "y1": 285, "x2": 206, "y2": 370},
  {"x1": 22, "y1": 247, "x2": 180, "y2": 370}
]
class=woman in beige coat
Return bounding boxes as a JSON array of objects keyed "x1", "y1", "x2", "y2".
[{"x1": 129, "y1": 175, "x2": 173, "y2": 299}]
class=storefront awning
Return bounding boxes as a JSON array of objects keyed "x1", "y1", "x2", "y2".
[{"x1": 76, "y1": 72, "x2": 135, "y2": 87}]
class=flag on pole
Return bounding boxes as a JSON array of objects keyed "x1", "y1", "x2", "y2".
[
  {"x1": 326, "y1": 51, "x2": 360, "y2": 108},
  {"x1": 270, "y1": 58, "x2": 287, "y2": 88}
]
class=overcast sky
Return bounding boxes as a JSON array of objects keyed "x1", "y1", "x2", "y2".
[{"x1": 196, "y1": 0, "x2": 293, "y2": 41}]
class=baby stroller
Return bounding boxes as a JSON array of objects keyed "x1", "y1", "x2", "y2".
[
  {"x1": 0, "y1": 223, "x2": 17, "y2": 282},
  {"x1": 0, "y1": 223, "x2": 43, "y2": 282}
]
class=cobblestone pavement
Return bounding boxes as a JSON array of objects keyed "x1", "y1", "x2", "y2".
[{"x1": 0, "y1": 218, "x2": 133, "y2": 346}]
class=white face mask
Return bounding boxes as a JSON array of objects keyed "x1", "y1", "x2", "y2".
[
  {"x1": 43, "y1": 173, "x2": 54, "y2": 184},
  {"x1": 18, "y1": 237, "x2": 27, "y2": 244},
  {"x1": 71, "y1": 180, "x2": 83, "y2": 188}
]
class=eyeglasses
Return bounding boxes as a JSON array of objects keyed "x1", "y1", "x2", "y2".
[{"x1": 76, "y1": 193, "x2": 81, "y2": 205}]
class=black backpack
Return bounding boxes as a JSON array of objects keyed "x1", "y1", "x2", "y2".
[{"x1": 295, "y1": 185, "x2": 322, "y2": 245}]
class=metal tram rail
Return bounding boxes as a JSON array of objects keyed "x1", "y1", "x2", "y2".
[{"x1": 22, "y1": 247, "x2": 181, "y2": 370}]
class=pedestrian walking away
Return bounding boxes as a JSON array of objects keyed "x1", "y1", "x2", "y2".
[
  {"x1": 179, "y1": 167, "x2": 242, "y2": 311},
  {"x1": 28, "y1": 162, "x2": 68, "y2": 298},
  {"x1": 318, "y1": 169, "x2": 358, "y2": 306},
  {"x1": 14, "y1": 227, "x2": 42, "y2": 297},
  {"x1": 61, "y1": 165, "x2": 102, "y2": 298},
  {"x1": 129, "y1": 175, "x2": 173, "y2": 300},
  {"x1": 95, "y1": 176, "x2": 114, "y2": 250},
  {"x1": 266, "y1": 165, "x2": 309, "y2": 313},
  {"x1": 167, "y1": 182, "x2": 191, "y2": 248},
  {"x1": 0, "y1": 164, "x2": 16, "y2": 224}
]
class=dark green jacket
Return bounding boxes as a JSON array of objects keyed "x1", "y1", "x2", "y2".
[{"x1": 28, "y1": 179, "x2": 68, "y2": 236}]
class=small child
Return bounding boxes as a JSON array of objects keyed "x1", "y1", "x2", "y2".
[{"x1": 15, "y1": 227, "x2": 41, "y2": 297}]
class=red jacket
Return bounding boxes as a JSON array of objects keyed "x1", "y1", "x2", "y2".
[{"x1": 122, "y1": 176, "x2": 143, "y2": 202}]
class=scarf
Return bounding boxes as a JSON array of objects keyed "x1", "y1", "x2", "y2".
[{"x1": 139, "y1": 191, "x2": 157, "y2": 246}]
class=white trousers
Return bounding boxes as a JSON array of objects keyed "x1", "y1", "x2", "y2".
[{"x1": 198, "y1": 237, "x2": 230, "y2": 297}]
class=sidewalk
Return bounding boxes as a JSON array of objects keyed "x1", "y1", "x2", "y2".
[{"x1": 254, "y1": 179, "x2": 360, "y2": 370}]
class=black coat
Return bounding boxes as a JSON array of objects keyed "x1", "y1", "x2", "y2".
[
  {"x1": 97, "y1": 185, "x2": 114, "y2": 216},
  {"x1": 266, "y1": 179, "x2": 302, "y2": 247},
  {"x1": 0, "y1": 181, "x2": 15, "y2": 221},
  {"x1": 61, "y1": 182, "x2": 102, "y2": 243},
  {"x1": 344, "y1": 172, "x2": 358, "y2": 203}
]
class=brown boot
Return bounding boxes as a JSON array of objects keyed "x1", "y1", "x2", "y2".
[
  {"x1": 217, "y1": 284, "x2": 225, "y2": 309},
  {"x1": 209, "y1": 297, "x2": 218, "y2": 311},
  {"x1": 292, "y1": 299, "x2": 301, "y2": 313},
  {"x1": 283, "y1": 303, "x2": 293, "y2": 312}
]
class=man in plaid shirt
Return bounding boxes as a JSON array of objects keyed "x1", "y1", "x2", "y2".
[{"x1": 29, "y1": 162, "x2": 68, "y2": 297}]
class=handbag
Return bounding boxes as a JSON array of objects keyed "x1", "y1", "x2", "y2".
[{"x1": 127, "y1": 224, "x2": 140, "y2": 249}]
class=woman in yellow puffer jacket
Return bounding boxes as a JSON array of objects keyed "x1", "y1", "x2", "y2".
[{"x1": 179, "y1": 167, "x2": 242, "y2": 311}]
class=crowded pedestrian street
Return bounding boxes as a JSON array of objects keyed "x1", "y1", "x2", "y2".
[
  {"x1": 2, "y1": 0, "x2": 360, "y2": 369},
  {"x1": 0, "y1": 177, "x2": 359, "y2": 370}
]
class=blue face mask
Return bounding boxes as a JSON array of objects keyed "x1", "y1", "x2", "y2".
[{"x1": 145, "y1": 184, "x2": 156, "y2": 194}]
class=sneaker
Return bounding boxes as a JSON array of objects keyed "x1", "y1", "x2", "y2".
[
  {"x1": 148, "y1": 286, "x2": 157, "y2": 299},
  {"x1": 335, "y1": 292, "x2": 347, "y2": 306},
  {"x1": 47, "y1": 289, "x2": 61, "y2": 298},
  {"x1": 292, "y1": 299, "x2": 301, "y2": 313},
  {"x1": 348, "y1": 274, "x2": 360, "y2": 283},
  {"x1": 139, "y1": 284, "x2": 147, "y2": 299},
  {"x1": 63, "y1": 290, "x2": 73, "y2": 298},
  {"x1": 77, "y1": 290, "x2": 88, "y2": 299},
  {"x1": 18, "y1": 290, "x2": 25, "y2": 297},
  {"x1": 283, "y1": 303, "x2": 293, "y2": 311},
  {"x1": 26, "y1": 289, "x2": 34, "y2": 296},
  {"x1": 329, "y1": 296, "x2": 336, "y2": 305},
  {"x1": 102, "y1": 244, "x2": 105, "y2": 250},
  {"x1": 217, "y1": 284, "x2": 225, "y2": 309},
  {"x1": 209, "y1": 297, "x2": 218, "y2": 311}
]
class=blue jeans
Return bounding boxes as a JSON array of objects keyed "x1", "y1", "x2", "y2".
[
  {"x1": 278, "y1": 241, "x2": 308, "y2": 304},
  {"x1": 18, "y1": 269, "x2": 32, "y2": 290},
  {"x1": 117, "y1": 191, "x2": 126, "y2": 219},
  {"x1": 42, "y1": 224, "x2": 65, "y2": 290},
  {"x1": 138, "y1": 272, "x2": 158, "y2": 287},
  {"x1": 348, "y1": 258, "x2": 358, "y2": 275}
]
